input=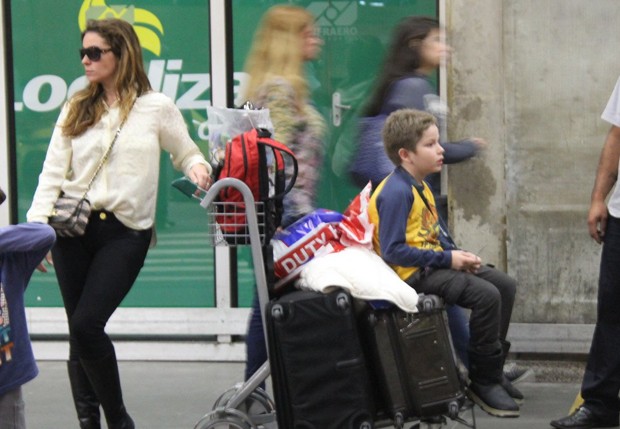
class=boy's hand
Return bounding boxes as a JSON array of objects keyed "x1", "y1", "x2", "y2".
[
  {"x1": 36, "y1": 251, "x2": 54, "y2": 273},
  {"x1": 450, "y1": 250, "x2": 482, "y2": 273}
]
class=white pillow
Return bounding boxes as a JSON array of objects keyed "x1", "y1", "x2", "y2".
[{"x1": 297, "y1": 245, "x2": 419, "y2": 312}]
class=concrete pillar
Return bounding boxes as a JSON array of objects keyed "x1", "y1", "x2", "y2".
[{"x1": 446, "y1": 0, "x2": 620, "y2": 326}]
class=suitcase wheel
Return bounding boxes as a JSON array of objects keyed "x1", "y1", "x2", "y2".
[
  {"x1": 336, "y1": 292, "x2": 350, "y2": 311},
  {"x1": 417, "y1": 294, "x2": 442, "y2": 312},
  {"x1": 271, "y1": 304, "x2": 285, "y2": 321},
  {"x1": 447, "y1": 400, "x2": 460, "y2": 418},
  {"x1": 394, "y1": 412, "x2": 405, "y2": 429}
]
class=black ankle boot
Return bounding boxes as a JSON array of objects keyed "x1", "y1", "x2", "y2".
[
  {"x1": 468, "y1": 349, "x2": 519, "y2": 417},
  {"x1": 500, "y1": 374, "x2": 524, "y2": 405},
  {"x1": 80, "y1": 351, "x2": 135, "y2": 429},
  {"x1": 500, "y1": 340, "x2": 525, "y2": 404},
  {"x1": 67, "y1": 360, "x2": 101, "y2": 429},
  {"x1": 468, "y1": 382, "x2": 520, "y2": 417}
]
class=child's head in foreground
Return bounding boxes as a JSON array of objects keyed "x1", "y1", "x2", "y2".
[{"x1": 382, "y1": 109, "x2": 443, "y2": 179}]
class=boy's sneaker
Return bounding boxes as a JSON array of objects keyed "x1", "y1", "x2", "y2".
[{"x1": 504, "y1": 363, "x2": 534, "y2": 384}]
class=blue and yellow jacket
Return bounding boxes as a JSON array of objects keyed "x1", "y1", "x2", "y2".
[{"x1": 368, "y1": 166, "x2": 453, "y2": 282}]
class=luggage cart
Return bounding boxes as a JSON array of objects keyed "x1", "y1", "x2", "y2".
[
  {"x1": 174, "y1": 177, "x2": 477, "y2": 429},
  {"x1": 173, "y1": 177, "x2": 277, "y2": 429}
]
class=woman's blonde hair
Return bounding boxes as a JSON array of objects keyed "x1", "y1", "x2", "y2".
[
  {"x1": 62, "y1": 18, "x2": 152, "y2": 137},
  {"x1": 242, "y1": 5, "x2": 315, "y2": 109}
]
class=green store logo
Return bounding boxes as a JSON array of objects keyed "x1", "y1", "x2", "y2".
[
  {"x1": 308, "y1": 1, "x2": 359, "y2": 37},
  {"x1": 78, "y1": 0, "x2": 164, "y2": 56}
]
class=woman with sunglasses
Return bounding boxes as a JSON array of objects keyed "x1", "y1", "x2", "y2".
[{"x1": 27, "y1": 18, "x2": 210, "y2": 429}]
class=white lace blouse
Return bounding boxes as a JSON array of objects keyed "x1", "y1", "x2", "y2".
[{"x1": 27, "y1": 91, "x2": 210, "y2": 230}]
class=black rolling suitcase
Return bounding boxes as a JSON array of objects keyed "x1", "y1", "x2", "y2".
[
  {"x1": 266, "y1": 289, "x2": 374, "y2": 429},
  {"x1": 359, "y1": 295, "x2": 465, "y2": 428}
]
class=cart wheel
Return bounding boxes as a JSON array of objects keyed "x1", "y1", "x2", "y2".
[
  {"x1": 194, "y1": 408, "x2": 254, "y2": 429},
  {"x1": 212, "y1": 384, "x2": 242, "y2": 409},
  {"x1": 210, "y1": 383, "x2": 276, "y2": 428},
  {"x1": 212, "y1": 383, "x2": 275, "y2": 415}
]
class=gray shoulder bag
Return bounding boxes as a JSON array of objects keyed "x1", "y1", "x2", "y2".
[{"x1": 49, "y1": 119, "x2": 127, "y2": 237}]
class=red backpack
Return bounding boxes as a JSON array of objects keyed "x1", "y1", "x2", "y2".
[{"x1": 213, "y1": 128, "x2": 298, "y2": 243}]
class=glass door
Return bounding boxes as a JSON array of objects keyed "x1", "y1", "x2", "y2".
[
  {"x1": 229, "y1": 0, "x2": 437, "y2": 305},
  {"x1": 231, "y1": 0, "x2": 438, "y2": 213}
]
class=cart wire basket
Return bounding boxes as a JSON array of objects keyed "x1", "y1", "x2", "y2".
[{"x1": 205, "y1": 199, "x2": 269, "y2": 247}]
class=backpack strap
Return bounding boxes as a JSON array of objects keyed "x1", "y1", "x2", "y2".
[{"x1": 255, "y1": 128, "x2": 298, "y2": 199}]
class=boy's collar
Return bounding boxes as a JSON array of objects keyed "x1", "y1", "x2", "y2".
[{"x1": 397, "y1": 166, "x2": 426, "y2": 189}]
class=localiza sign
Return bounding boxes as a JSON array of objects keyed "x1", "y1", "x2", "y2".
[
  {"x1": 14, "y1": 1, "x2": 211, "y2": 114},
  {"x1": 16, "y1": 58, "x2": 211, "y2": 112}
]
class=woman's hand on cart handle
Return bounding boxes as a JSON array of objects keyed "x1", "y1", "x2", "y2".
[{"x1": 188, "y1": 163, "x2": 212, "y2": 191}]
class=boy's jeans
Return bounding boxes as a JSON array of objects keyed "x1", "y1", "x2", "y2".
[
  {"x1": 0, "y1": 387, "x2": 26, "y2": 429},
  {"x1": 409, "y1": 265, "x2": 516, "y2": 356}
]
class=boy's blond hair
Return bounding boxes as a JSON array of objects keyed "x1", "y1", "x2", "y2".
[{"x1": 382, "y1": 109, "x2": 437, "y2": 165}]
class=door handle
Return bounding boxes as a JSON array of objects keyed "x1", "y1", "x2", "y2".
[{"x1": 332, "y1": 92, "x2": 351, "y2": 127}]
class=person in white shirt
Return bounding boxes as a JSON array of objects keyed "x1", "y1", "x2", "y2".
[
  {"x1": 27, "y1": 18, "x2": 211, "y2": 429},
  {"x1": 551, "y1": 76, "x2": 620, "y2": 429}
]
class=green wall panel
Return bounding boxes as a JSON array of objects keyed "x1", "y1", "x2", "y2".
[{"x1": 13, "y1": 0, "x2": 436, "y2": 308}]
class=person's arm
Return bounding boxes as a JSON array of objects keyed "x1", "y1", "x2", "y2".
[
  {"x1": 588, "y1": 125, "x2": 620, "y2": 243},
  {"x1": 256, "y1": 80, "x2": 315, "y2": 227},
  {"x1": 0, "y1": 223, "x2": 56, "y2": 280},
  {"x1": 158, "y1": 96, "x2": 211, "y2": 189},
  {"x1": 385, "y1": 78, "x2": 485, "y2": 164},
  {"x1": 26, "y1": 106, "x2": 73, "y2": 223},
  {"x1": 442, "y1": 139, "x2": 480, "y2": 164},
  {"x1": 382, "y1": 77, "x2": 431, "y2": 114},
  {"x1": 254, "y1": 80, "x2": 298, "y2": 146}
]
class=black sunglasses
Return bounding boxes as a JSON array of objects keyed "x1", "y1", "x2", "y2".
[{"x1": 79, "y1": 46, "x2": 113, "y2": 62}]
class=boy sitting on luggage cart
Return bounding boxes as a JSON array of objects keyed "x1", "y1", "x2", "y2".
[{"x1": 367, "y1": 109, "x2": 520, "y2": 418}]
